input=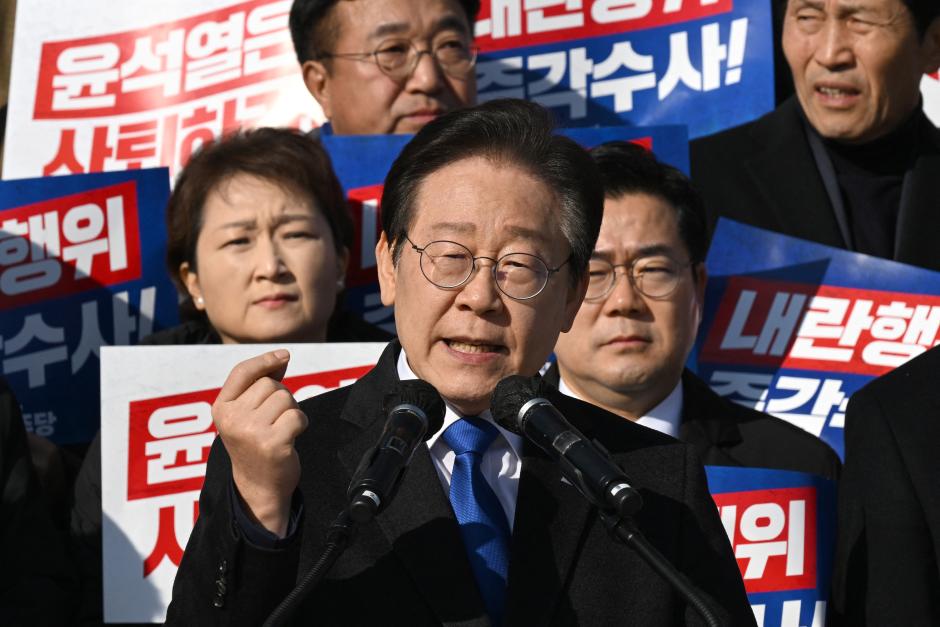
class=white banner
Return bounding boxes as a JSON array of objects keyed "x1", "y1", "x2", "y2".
[
  {"x1": 2, "y1": 0, "x2": 323, "y2": 181},
  {"x1": 100, "y1": 342, "x2": 386, "y2": 623},
  {"x1": 923, "y1": 74, "x2": 940, "y2": 127}
]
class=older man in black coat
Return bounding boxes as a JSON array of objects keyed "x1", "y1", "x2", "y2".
[
  {"x1": 167, "y1": 101, "x2": 755, "y2": 626},
  {"x1": 691, "y1": 0, "x2": 940, "y2": 272}
]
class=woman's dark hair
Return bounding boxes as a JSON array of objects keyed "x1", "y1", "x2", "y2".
[
  {"x1": 588, "y1": 140, "x2": 708, "y2": 266},
  {"x1": 165, "y1": 127, "x2": 352, "y2": 317},
  {"x1": 380, "y1": 98, "x2": 603, "y2": 285}
]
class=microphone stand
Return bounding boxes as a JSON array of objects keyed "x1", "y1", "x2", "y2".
[
  {"x1": 262, "y1": 508, "x2": 357, "y2": 627},
  {"x1": 599, "y1": 509, "x2": 723, "y2": 627}
]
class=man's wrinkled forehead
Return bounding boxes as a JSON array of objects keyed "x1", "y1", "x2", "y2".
[
  {"x1": 332, "y1": 0, "x2": 472, "y2": 38},
  {"x1": 363, "y1": 13, "x2": 471, "y2": 41},
  {"x1": 785, "y1": 0, "x2": 914, "y2": 16}
]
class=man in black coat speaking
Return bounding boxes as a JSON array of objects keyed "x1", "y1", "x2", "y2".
[
  {"x1": 166, "y1": 100, "x2": 755, "y2": 626},
  {"x1": 691, "y1": 0, "x2": 940, "y2": 272}
]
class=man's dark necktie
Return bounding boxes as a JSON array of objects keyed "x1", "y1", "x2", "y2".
[{"x1": 441, "y1": 416, "x2": 511, "y2": 626}]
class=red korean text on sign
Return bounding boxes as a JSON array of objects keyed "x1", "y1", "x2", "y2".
[
  {"x1": 713, "y1": 487, "x2": 817, "y2": 594},
  {"x1": 0, "y1": 181, "x2": 142, "y2": 310},
  {"x1": 475, "y1": 0, "x2": 734, "y2": 53},
  {"x1": 701, "y1": 277, "x2": 940, "y2": 377},
  {"x1": 126, "y1": 364, "x2": 375, "y2": 501},
  {"x1": 33, "y1": 0, "x2": 293, "y2": 119},
  {"x1": 41, "y1": 87, "x2": 286, "y2": 177},
  {"x1": 345, "y1": 184, "x2": 385, "y2": 290},
  {"x1": 143, "y1": 499, "x2": 199, "y2": 576}
]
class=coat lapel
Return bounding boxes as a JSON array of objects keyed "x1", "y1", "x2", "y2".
[
  {"x1": 503, "y1": 392, "x2": 597, "y2": 627},
  {"x1": 335, "y1": 341, "x2": 490, "y2": 626},
  {"x1": 895, "y1": 120, "x2": 940, "y2": 273},
  {"x1": 744, "y1": 98, "x2": 848, "y2": 248},
  {"x1": 678, "y1": 370, "x2": 745, "y2": 467}
]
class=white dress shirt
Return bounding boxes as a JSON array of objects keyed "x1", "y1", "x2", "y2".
[
  {"x1": 397, "y1": 351, "x2": 524, "y2": 530},
  {"x1": 557, "y1": 374, "x2": 684, "y2": 438}
]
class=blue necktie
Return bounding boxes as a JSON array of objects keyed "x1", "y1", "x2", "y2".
[{"x1": 441, "y1": 416, "x2": 511, "y2": 627}]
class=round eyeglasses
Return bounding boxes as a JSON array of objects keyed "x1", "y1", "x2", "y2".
[
  {"x1": 320, "y1": 37, "x2": 478, "y2": 81},
  {"x1": 406, "y1": 236, "x2": 570, "y2": 301},
  {"x1": 585, "y1": 256, "x2": 694, "y2": 301}
]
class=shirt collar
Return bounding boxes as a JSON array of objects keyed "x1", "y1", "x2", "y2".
[
  {"x1": 396, "y1": 349, "x2": 525, "y2": 457},
  {"x1": 557, "y1": 374, "x2": 684, "y2": 438}
]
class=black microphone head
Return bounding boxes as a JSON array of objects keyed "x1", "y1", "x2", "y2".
[
  {"x1": 491, "y1": 374, "x2": 551, "y2": 434},
  {"x1": 383, "y1": 379, "x2": 446, "y2": 439}
]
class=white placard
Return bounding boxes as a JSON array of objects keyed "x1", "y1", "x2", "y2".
[
  {"x1": 100, "y1": 342, "x2": 386, "y2": 623},
  {"x1": 3, "y1": 0, "x2": 323, "y2": 181},
  {"x1": 922, "y1": 74, "x2": 940, "y2": 127}
]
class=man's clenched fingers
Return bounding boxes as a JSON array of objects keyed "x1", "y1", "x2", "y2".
[{"x1": 216, "y1": 350, "x2": 290, "y2": 404}]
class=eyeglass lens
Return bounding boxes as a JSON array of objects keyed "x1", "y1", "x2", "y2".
[
  {"x1": 586, "y1": 257, "x2": 683, "y2": 299},
  {"x1": 418, "y1": 240, "x2": 550, "y2": 299},
  {"x1": 374, "y1": 38, "x2": 476, "y2": 78}
]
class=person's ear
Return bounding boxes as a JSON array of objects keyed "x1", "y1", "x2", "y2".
[
  {"x1": 302, "y1": 60, "x2": 334, "y2": 120},
  {"x1": 376, "y1": 232, "x2": 397, "y2": 307},
  {"x1": 180, "y1": 261, "x2": 205, "y2": 310},
  {"x1": 560, "y1": 270, "x2": 589, "y2": 333},
  {"x1": 922, "y1": 17, "x2": 940, "y2": 74}
]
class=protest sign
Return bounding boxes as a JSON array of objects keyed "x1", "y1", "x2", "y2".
[
  {"x1": 706, "y1": 466, "x2": 836, "y2": 627},
  {"x1": 474, "y1": 0, "x2": 775, "y2": 137},
  {"x1": 99, "y1": 342, "x2": 387, "y2": 623},
  {"x1": 1, "y1": 168, "x2": 178, "y2": 444},
  {"x1": 691, "y1": 220, "x2": 940, "y2": 459},
  {"x1": 323, "y1": 124, "x2": 690, "y2": 332},
  {"x1": 2, "y1": 0, "x2": 319, "y2": 181},
  {"x1": 3, "y1": 0, "x2": 771, "y2": 180},
  {"x1": 100, "y1": 342, "x2": 834, "y2": 626}
]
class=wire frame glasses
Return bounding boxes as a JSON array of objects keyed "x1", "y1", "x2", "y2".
[
  {"x1": 585, "y1": 256, "x2": 693, "y2": 301},
  {"x1": 322, "y1": 37, "x2": 478, "y2": 81},
  {"x1": 406, "y1": 236, "x2": 569, "y2": 301}
]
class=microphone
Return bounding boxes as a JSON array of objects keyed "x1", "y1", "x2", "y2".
[
  {"x1": 491, "y1": 374, "x2": 642, "y2": 518},
  {"x1": 347, "y1": 379, "x2": 446, "y2": 523}
]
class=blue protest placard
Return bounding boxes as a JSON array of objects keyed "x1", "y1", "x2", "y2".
[
  {"x1": 706, "y1": 465, "x2": 836, "y2": 627},
  {"x1": 323, "y1": 125, "x2": 690, "y2": 333},
  {"x1": 0, "y1": 168, "x2": 179, "y2": 444},
  {"x1": 474, "y1": 0, "x2": 774, "y2": 138},
  {"x1": 691, "y1": 219, "x2": 940, "y2": 459}
]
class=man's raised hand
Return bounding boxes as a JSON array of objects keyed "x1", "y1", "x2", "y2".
[{"x1": 212, "y1": 349, "x2": 308, "y2": 537}]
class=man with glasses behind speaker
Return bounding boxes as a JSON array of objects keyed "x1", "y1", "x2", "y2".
[
  {"x1": 549, "y1": 142, "x2": 841, "y2": 479},
  {"x1": 289, "y1": 0, "x2": 478, "y2": 136}
]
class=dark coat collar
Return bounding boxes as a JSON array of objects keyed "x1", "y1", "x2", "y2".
[
  {"x1": 749, "y1": 98, "x2": 940, "y2": 270},
  {"x1": 542, "y1": 362, "x2": 745, "y2": 459}
]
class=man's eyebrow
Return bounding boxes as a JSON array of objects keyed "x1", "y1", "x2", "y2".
[
  {"x1": 370, "y1": 21, "x2": 410, "y2": 40},
  {"x1": 635, "y1": 244, "x2": 680, "y2": 258},
  {"x1": 791, "y1": 0, "x2": 825, "y2": 10},
  {"x1": 369, "y1": 14, "x2": 470, "y2": 40},
  {"x1": 427, "y1": 220, "x2": 475, "y2": 235},
  {"x1": 424, "y1": 222, "x2": 549, "y2": 245},
  {"x1": 592, "y1": 243, "x2": 681, "y2": 259}
]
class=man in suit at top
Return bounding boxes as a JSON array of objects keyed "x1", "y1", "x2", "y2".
[
  {"x1": 166, "y1": 100, "x2": 756, "y2": 626},
  {"x1": 691, "y1": 0, "x2": 940, "y2": 272},
  {"x1": 550, "y1": 141, "x2": 841, "y2": 480},
  {"x1": 830, "y1": 343, "x2": 940, "y2": 625},
  {"x1": 289, "y1": 0, "x2": 478, "y2": 136}
]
